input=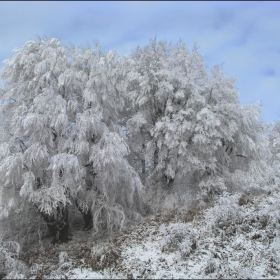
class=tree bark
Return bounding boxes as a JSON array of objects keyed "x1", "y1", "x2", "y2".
[
  {"x1": 141, "y1": 158, "x2": 145, "y2": 176},
  {"x1": 167, "y1": 177, "x2": 174, "y2": 187},
  {"x1": 81, "y1": 211, "x2": 93, "y2": 231},
  {"x1": 154, "y1": 146, "x2": 159, "y2": 168},
  {"x1": 74, "y1": 200, "x2": 93, "y2": 231},
  {"x1": 41, "y1": 206, "x2": 72, "y2": 244}
]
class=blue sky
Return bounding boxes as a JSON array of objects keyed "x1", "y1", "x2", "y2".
[{"x1": 0, "y1": 1, "x2": 279, "y2": 122}]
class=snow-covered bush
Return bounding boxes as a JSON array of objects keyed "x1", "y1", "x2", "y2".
[
  {"x1": 204, "y1": 254, "x2": 217, "y2": 275},
  {"x1": 265, "y1": 238, "x2": 280, "y2": 276},
  {"x1": 90, "y1": 242, "x2": 120, "y2": 270},
  {"x1": 179, "y1": 236, "x2": 197, "y2": 259},
  {"x1": 204, "y1": 192, "x2": 243, "y2": 235},
  {"x1": 160, "y1": 223, "x2": 197, "y2": 259},
  {"x1": 257, "y1": 192, "x2": 280, "y2": 235},
  {"x1": 57, "y1": 251, "x2": 72, "y2": 271},
  {"x1": 58, "y1": 251, "x2": 69, "y2": 265},
  {"x1": 0, "y1": 238, "x2": 27, "y2": 279}
]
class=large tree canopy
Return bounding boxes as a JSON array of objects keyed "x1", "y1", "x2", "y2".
[
  {"x1": 122, "y1": 39, "x2": 269, "y2": 197},
  {"x1": 0, "y1": 38, "x2": 143, "y2": 242}
]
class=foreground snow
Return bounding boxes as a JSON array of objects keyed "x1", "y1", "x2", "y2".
[{"x1": 6, "y1": 189, "x2": 280, "y2": 279}]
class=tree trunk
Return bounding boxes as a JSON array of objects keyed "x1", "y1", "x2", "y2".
[
  {"x1": 41, "y1": 206, "x2": 72, "y2": 244},
  {"x1": 74, "y1": 201, "x2": 93, "y2": 231},
  {"x1": 141, "y1": 143, "x2": 146, "y2": 176},
  {"x1": 54, "y1": 206, "x2": 71, "y2": 243},
  {"x1": 154, "y1": 146, "x2": 159, "y2": 168},
  {"x1": 81, "y1": 211, "x2": 93, "y2": 231},
  {"x1": 42, "y1": 214, "x2": 57, "y2": 236},
  {"x1": 166, "y1": 176, "x2": 174, "y2": 187},
  {"x1": 141, "y1": 158, "x2": 145, "y2": 176}
]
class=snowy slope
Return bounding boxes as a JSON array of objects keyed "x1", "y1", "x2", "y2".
[{"x1": 5, "y1": 188, "x2": 280, "y2": 279}]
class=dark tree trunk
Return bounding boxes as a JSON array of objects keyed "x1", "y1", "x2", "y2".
[
  {"x1": 54, "y1": 206, "x2": 71, "y2": 243},
  {"x1": 74, "y1": 200, "x2": 93, "y2": 231},
  {"x1": 42, "y1": 214, "x2": 57, "y2": 236},
  {"x1": 166, "y1": 176, "x2": 174, "y2": 187},
  {"x1": 41, "y1": 206, "x2": 72, "y2": 244},
  {"x1": 154, "y1": 146, "x2": 159, "y2": 168},
  {"x1": 141, "y1": 158, "x2": 145, "y2": 176},
  {"x1": 81, "y1": 211, "x2": 93, "y2": 231},
  {"x1": 141, "y1": 143, "x2": 146, "y2": 176}
]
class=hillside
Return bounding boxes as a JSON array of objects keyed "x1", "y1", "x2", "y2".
[{"x1": 3, "y1": 185, "x2": 280, "y2": 279}]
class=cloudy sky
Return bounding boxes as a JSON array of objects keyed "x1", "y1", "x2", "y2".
[{"x1": 0, "y1": 1, "x2": 279, "y2": 122}]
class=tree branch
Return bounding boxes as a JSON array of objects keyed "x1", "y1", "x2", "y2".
[{"x1": 236, "y1": 154, "x2": 247, "y2": 158}]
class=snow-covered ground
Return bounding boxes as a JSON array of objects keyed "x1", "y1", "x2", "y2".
[{"x1": 4, "y1": 188, "x2": 280, "y2": 279}]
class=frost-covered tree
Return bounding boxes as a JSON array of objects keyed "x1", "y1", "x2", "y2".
[
  {"x1": 123, "y1": 39, "x2": 268, "y2": 198},
  {"x1": 0, "y1": 36, "x2": 270, "y2": 244},
  {"x1": 0, "y1": 37, "x2": 143, "y2": 243},
  {"x1": 268, "y1": 120, "x2": 280, "y2": 186}
]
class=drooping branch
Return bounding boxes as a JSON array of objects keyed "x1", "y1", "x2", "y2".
[{"x1": 236, "y1": 154, "x2": 247, "y2": 158}]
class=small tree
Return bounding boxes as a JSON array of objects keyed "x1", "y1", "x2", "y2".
[{"x1": 0, "y1": 37, "x2": 143, "y2": 243}]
